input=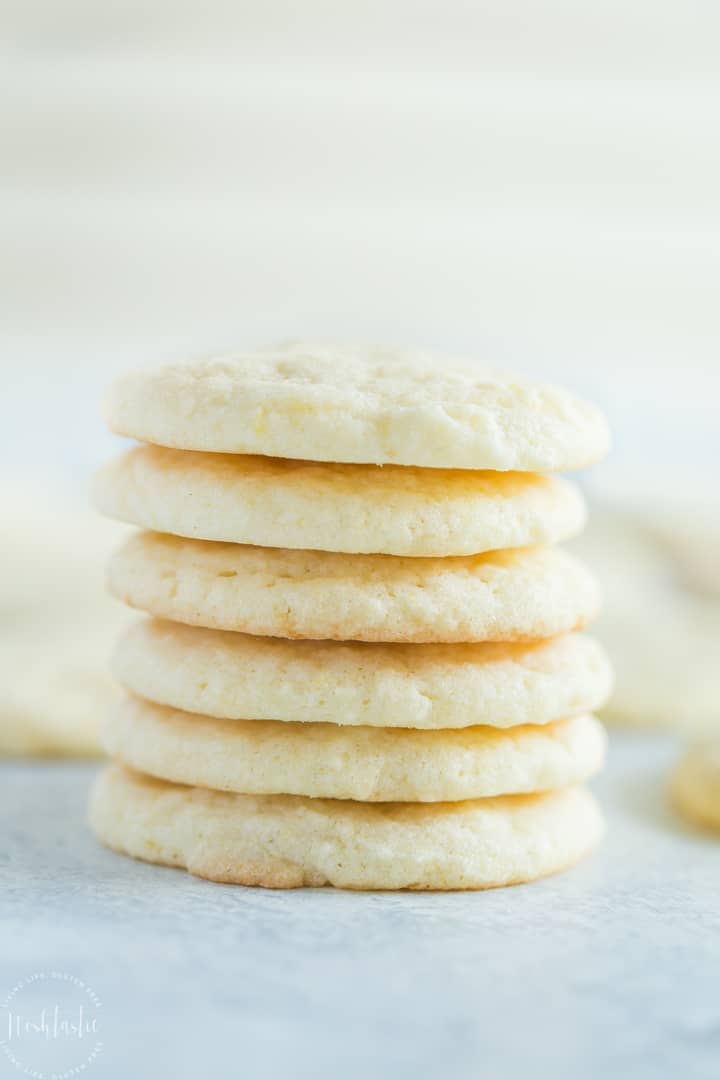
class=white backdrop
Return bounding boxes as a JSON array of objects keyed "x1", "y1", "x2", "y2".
[{"x1": 1, "y1": 0, "x2": 719, "y2": 505}]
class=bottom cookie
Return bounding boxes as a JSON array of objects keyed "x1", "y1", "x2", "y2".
[
  {"x1": 89, "y1": 764, "x2": 604, "y2": 890},
  {"x1": 671, "y1": 741, "x2": 720, "y2": 832}
]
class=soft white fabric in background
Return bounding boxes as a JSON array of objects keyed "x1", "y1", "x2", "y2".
[
  {"x1": 1, "y1": 0, "x2": 719, "y2": 503},
  {"x1": 1, "y1": 0, "x2": 719, "y2": 738}
]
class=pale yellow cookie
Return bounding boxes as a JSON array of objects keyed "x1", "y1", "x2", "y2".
[
  {"x1": 89, "y1": 764, "x2": 605, "y2": 890},
  {"x1": 0, "y1": 500, "x2": 128, "y2": 757},
  {"x1": 103, "y1": 695, "x2": 606, "y2": 802},
  {"x1": 572, "y1": 507, "x2": 720, "y2": 734},
  {"x1": 93, "y1": 445, "x2": 586, "y2": 557},
  {"x1": 670, "y1": 741, "x2": 720, "y2": 832},
  {"x1": 0, "y1": 647, "x2": 118, "y2": 758},
  {"x1": 108, "y1": 533, "x2": 601, "y2": 643},
  {"x1": 114, "y1": 619, "x2": 612, "y2": 730},
  {"x1": 104, "y1": 342, "x2": 610, "y2": 471}
]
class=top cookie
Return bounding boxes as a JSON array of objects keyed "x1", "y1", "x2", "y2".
[{"x1": 105, "y1": 342, "x2": 610, "y2": 471}]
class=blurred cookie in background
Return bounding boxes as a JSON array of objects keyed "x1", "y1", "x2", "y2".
[
  {"x1": 671, "y1": 740, "x2": 720, "y2": 833},
  {"x1": 1, "y1": 492, "x2": 128, "y2": 755},
  {"x1": 571, "y1": 505, "x2": 720, "y2": 734}
]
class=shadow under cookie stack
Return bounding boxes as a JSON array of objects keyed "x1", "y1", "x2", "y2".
[{"x1": 90, "y1": 343, "x2": 612, "y2": 891}]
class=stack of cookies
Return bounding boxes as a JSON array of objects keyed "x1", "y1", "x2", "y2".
[{"x1": 90, "y1": 342, "x2": 612, "y2": 890}]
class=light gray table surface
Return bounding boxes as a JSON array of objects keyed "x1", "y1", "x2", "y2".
[{"x1": 2, "y1": 732, "x2": 719, "y2": 1080}]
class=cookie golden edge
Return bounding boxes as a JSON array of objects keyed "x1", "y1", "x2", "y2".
[
  {"x1": 102, "y1": 695, "x2": 607, "y2": 802},
  {"x1": 89, "y1": 764, "x2": 606, "y2": 890}
]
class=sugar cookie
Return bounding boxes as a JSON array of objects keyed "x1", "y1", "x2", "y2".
[
  {"x1": 107, "y1": 533, "x2": 601, "y2": 643},
  {"x1": 94, "y1": 444, "x2": 585, "y2": 557},
  {"x1": 105, "y1": 342, "x2": 610, "y2": 471},
  {"x1": 90, "y1": 764, "x2": 605, "y2": 890},
  {"x1": 114, "y1": 619, "x2": 612, "y2": 729},
  {"x1": 103, "y1": 695, "x2": 606, "y2": 802},
  {"x1": 671, "y1": 741, "x2": 720, "y2": 832}
]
